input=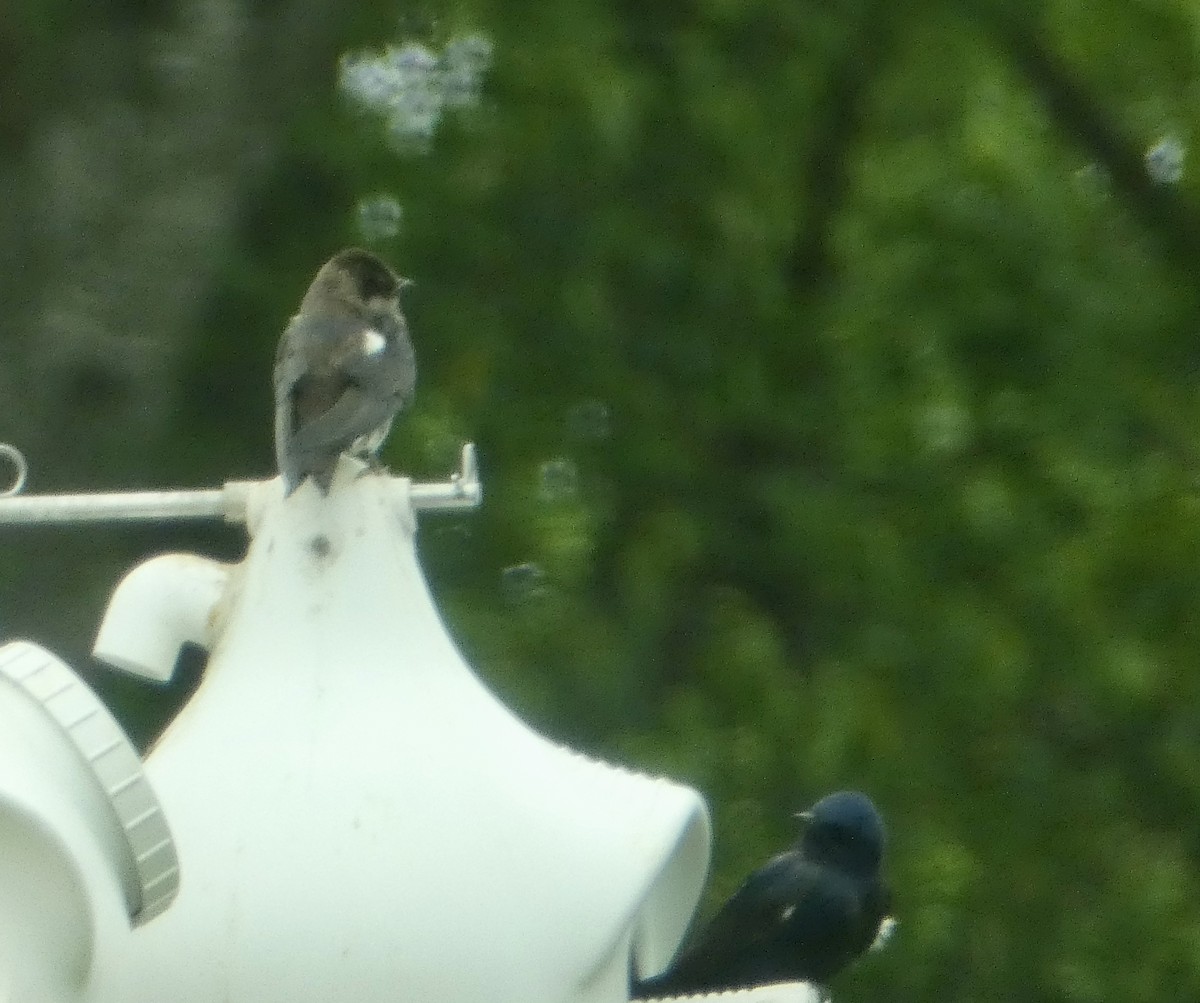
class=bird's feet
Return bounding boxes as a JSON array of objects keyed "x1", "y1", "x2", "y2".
[{"x1": 354, "y1": 455, "x2": 393, "y2": 481}]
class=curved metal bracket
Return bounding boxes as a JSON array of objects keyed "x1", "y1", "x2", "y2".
[{"x1": 0, "y1": 443, "x2": 28, "y2": 498}]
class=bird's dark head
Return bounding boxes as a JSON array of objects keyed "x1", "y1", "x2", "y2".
[
  {"x1": 795, "y1": 790, "x2": 886, "y2": 877},
  {"x1": 304, "y1": 248, "x2": 410, "y2": 314}
]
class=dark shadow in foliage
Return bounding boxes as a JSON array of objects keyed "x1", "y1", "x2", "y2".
[
  {"x1": 787, "y1": 0, "x2": 903, "y2": 296},
  {"x1": 972, "y1": 1, "x2": 1200, "y2": 264}
]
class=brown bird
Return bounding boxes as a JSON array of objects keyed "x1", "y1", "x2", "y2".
[{"x1": 273, "y1": 249, "x2": 416, "y2": 496}]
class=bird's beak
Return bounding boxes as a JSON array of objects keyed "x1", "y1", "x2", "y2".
[
  {"x1": 398, "y1": 277, "x2": 415, "y2": 291},
  {"x1": 794, "y1": 810, "x2": 813, "y2": 823}
]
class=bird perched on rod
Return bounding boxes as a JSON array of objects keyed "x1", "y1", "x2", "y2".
[
  {"x1": 633, "y1": 790, "x2": 892, "y2": 998},
  {"x1": 273, "y1": 248, "x2": 416, "y2": 496}
]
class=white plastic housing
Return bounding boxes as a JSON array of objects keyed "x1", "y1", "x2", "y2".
[
  {"x1": 78, "y1": 463, "x2": 713, "y2": 1003},
  {"x1": 94, "y1": 555, "x2": 230, "y2": 683},
  {"x1": 0, "y1": 640, "x2": 181, "y2": 1001}
]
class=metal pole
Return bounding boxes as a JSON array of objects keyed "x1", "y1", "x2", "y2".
[
  {"x1": 0, "y1": 487, "x2": 242, "y2": 525},
  {"x1": 0, "y1": 443, "x2": 482, "y2": 525}
]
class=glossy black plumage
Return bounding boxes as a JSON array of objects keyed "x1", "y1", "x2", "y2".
[
  {"x1": 634, "y1": 790, "x2": 891, "y2": 998},
  {"x1": 274, "y1": 248, "x2": 415, "y2": 496}
]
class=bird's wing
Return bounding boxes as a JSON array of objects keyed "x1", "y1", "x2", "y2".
[
  {"x1": 273, "y1": 314, "x2": 310, "y2": 480},
  {"x1": 339, "y1": 313, "x2": 416, "y2": 404},
  {"x1": 288, "y1": 382, "x2": 396, "y2": 457},
  {"x1": 667, "y1": 853, "x2": 820, "y2": 982},
  {"x1": 274, "y1": 308, "x2": 416, "y2": 491},
  {"x1": 277, "y1": 311, "x2": 391, "y2": 439},
  {"x1": 660, "y1": 852, "x2": 875, "y2": 992},
  {"x1": 273, "y1": 317, "x2": 306, "y2": 397}
]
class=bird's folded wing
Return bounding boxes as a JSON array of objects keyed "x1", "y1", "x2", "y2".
[
  {"x1": 340, "y1": 323, "x2": 416, "y2": 402},
  {"x1": 289, "y1": 385, "x2": 395, "y2": 456},
  {"x1": 669, "y1": 854, "x2": 808, "y2": 978}
]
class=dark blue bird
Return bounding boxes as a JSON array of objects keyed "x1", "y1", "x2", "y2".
[{"x1": 633, "y1": 790, "x2": 892, "y2": 998}]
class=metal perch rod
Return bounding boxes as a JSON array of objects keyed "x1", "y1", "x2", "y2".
[{"x1": 0, "y1": 443, "x2": 482, "y2": 525}]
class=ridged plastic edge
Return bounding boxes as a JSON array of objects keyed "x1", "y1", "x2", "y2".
[{"x1": 0, "y1": 640, "x2": 179, "y2": 924}]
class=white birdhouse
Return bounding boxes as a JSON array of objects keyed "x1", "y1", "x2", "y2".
[{"x1": 0, "y1": 448, "x2": 819, "y2": 1003}]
